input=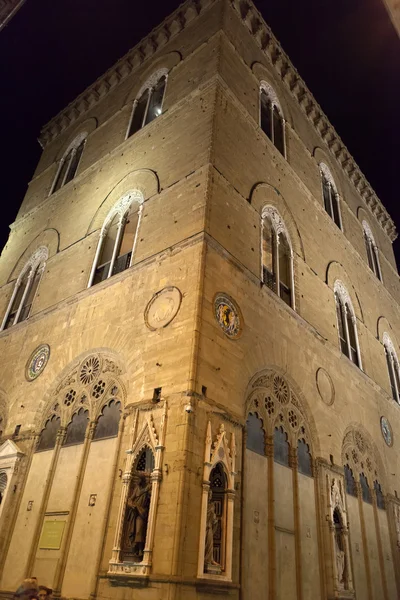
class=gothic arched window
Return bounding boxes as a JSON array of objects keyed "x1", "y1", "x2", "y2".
[
  {"x1": 127, "y1": 70, "x2": 167, "y2": 138},
  {"x1": 360, "y1": 473, "x2": 372, "y2": 504},
  {"x1": 320, "y1": 163, "x2": 342, "y2": 229},
  {"x1": 36, "y1": 415, "x2": 61, "y2": 452},
  {"x1": 93, "y1": 400, "x2": 121, "y2": 440},
  {"x1": 273, "y1": 426, "x2": 290, "y2": 467},
  {"x1": 262, "y1": 206, "x2": 294, "y2": 308},
  {"x1": 334, "y1": 281, "x2": 361, "y2": 368},
  {"x1": 63, "y1": 408, "x2": 89, "y2": 446},
  {"x1": 260, "y1": 82, "x2": 285, "y2": 156},
  {"x1": 344, "y1": 464, "x2": 357, "y2": 497},
  {"x1": 246, "y1": 413, "x2": 265, "y2": 456},
  {"x1": 89, "y1": 191, "x2": 144, "y2": 287},
  {"x1": 50, "y1": 133, "x2": 87, "y2": 194},
  {"x1": 297, "y1": 438, "x2": 312, "y2": 476},
  {"x1": 383, "y1": 333, "x2": 400, "y2": 403},
  {"x1": 362, "y1": 221, "x2": 382, "y2": 280},
  {"x1": 1, "y1": 247, "x2": 48, "y2": 331}
]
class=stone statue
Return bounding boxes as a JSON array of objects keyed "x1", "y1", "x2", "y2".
[
  {"x1": 204, "y1": 490, "x2": 219, "y2": 570},
  {"x1": 125, "y1": 473, "x2": 151, "y2": 562},
  {"x1": 334, "y1": 527, "x2": 346, "y2": 587}
]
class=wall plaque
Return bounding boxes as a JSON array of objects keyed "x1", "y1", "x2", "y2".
[
  {"x1": 316, "y1": 368, "x2": 335, "y2": 406},
  {"x1": 26, "y1": 344, "x2": 50, "y2": 382},
  {"x1": 39, "y1": 520, "x2": 66, "y2": 550},
  {"x1": 214, "y1": 293, "x2": 242, "y2": 339},
  {"x1": 144, "y1": 286, "x2": 182, "y2": 330}
]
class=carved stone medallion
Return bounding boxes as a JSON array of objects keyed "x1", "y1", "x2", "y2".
[
  {"x1": 26, "y1": 344, "x2": 50, "y2": 381},
  {"x1": 316, "y1": 368, "x2": 335, "y2": 406},
  {"x1": 144, "y1": 286, "x2": 182, "y2": 331},
  {"x1": 380, "y1": 416, "x2": 393, "y2": 447},
  {"x1": 214, "y1": 293, "x2": 242, "y2": 339}
]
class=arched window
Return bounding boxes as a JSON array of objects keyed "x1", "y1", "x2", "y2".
[
  {"x1": 374, "y1": 481, "x2": 385, "y2": 510},
  {"x1": 1, "y1": 247, "x2": 48, "y2": 331},
  {"x1": 36, "y1": 415, "x2": 61, "y2": 452},
  {"x1": 362, "y1": 221, "x2": 382, "y2": 280},
  {"x1": 260, "y1": 81, "x2": 286, "y2": 157},
  {"x1": 260, "y1": 82, "x2": 285, "y2": 156},
  {"x1": 344, "y1": 464, "x2": 357, "y2": 497},
  {"x1": 89, "y1": 191, "x2": 144, "y2": 287},
  {"x1": 320, "y1": 163, "x2": 342, "y2": 229},
  {"x1": 360, "y1": 473, "x2": 372, "y2": 504},
  {"x1": 63, "y1": 408, "x2": 89, "y2": 446},
  {"x1": 261, "y1": 206, "x2": 294, "y2": 308},
  {"x1": 127, "y1": 70, "x2": 167, "y2": 139},
  {"x1": 297, "y1": 438, "x2": 312, "y2": 476},
  {"x1": 93, "y1": 400, "x2": 121, "y2": 440},
  {"x1": 50, "y1": 132, "x2": 87, "y2": 194},
  {"x1": 246, "y1": 413, "x2": 265, "y2": 456},
  {"x1": 383, "y1": 333, "x2": 400, "y2": 403},
  {"x1": 273, "y1": 426, "x2": 290, "y2": 467},
  {"x1": 334, "y1": 281, "x2": 362, "y2": 368}
]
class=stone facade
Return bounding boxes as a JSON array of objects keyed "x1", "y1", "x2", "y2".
[{"x1": 0, "y1": 1, "x2": 399, "y2": 599}]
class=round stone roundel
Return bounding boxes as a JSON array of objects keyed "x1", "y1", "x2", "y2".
[
  {"x1": 26, "y1": 344, "x2": 50, "y2": 381},
  {"x1": 144, "y1": 286, "x2": 182, "y2": 331},
  {"x1": 214, "y1": 293, "x2": 242, "y2": 339},
  {"x1": 380, "y1": 416, "x2": 393, "y2": 447}
]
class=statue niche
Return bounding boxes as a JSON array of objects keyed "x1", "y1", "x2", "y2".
[
  {"x1": 333, "y1": 507, "x2": 347, "y2": 589},
  {"x1": 122, "y1": 446, "x2": 154, "y2": 563},
  {"x1": 205, "y1": 463, "x2": 227, "y2": 575}
]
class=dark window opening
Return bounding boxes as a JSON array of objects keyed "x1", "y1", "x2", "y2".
[
  {"x1": 344, "y1": 464, "x2": 357, "y2": 497},
  {"x1": 63, "y1": 409, "x2": 89, "y2": 446},
  {"x1": 152, "y1": 388, "x2": 162, "y2": 403},
  {"x1": 94, "y1": 400, "x2": 121, "y2": 440},
  {"x1": 297, "y1": 438, "x2": 312, "y2": 476},
  {"x1": 127, "y1": 75, "x2": 166, "y2": 138},
  {"x1": 37, "y1": 416, "x2": 61, "y2": 452},
  {"x1": 360, "y1": 472, "x2": 372, "y2": 504},
  {"x1": 374, "y1": 481, "x2": 385, "y2": 510},
  {"x1": 274, "y1": 426, "x2": 290, "y2": 467},
  {"x1": 246, "y1": 413, "x2": 265, "y2": 456}
]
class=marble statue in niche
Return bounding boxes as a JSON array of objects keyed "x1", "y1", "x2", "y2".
[
  {"x1": 333, "y1": 507, "x2": 346, "y2": 588},
  {"x1": 125, "y1": 474, "x2": 152, "y2": 562},
  {"x1": 204, "y1": 489, "x2": 221, "y2": 574}
]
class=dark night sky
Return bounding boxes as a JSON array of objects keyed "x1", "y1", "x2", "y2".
[{"x1": 1, "y1": 0, "x2": 399, "y2": 261}]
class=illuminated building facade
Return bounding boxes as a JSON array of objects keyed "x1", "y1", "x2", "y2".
[{"x1": 0, "y1": 1, "x2": 399, "y2": 599}]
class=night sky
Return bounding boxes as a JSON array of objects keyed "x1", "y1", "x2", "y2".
[{"x1": 1, "y1": 0, "x2": 399, "y2": 261}]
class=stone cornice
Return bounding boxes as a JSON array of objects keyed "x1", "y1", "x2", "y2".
[
  {"x1": 38, "y1": 0, "x2": 213, "y2": 149},
  {"x1": 229, "y1": 0, "x2": 397, "y2": 242}
]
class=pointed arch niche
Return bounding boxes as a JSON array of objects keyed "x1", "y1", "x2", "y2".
[
  {"x1": 341, "y1": 426, "x2": 397, "y2": 599},
  {"x1": 243, "y1": 368, "x2": 321, "y2": 600},
  {"x1": 108, "y1": 403, "x2": 167, "y2": 578},
  {"x1": 197, "y1": 422, "x2": 236, "y2": 581}
]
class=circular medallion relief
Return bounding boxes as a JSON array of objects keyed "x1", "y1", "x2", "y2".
[
  {"x1": 214, "y1": 293, "x2": 242, "y2": 339},
  {"x1": 380, "y1": 416, "x2": 393, "y2": 447},
  {"x1": 145, "y1": 286, "x2": 182, "y2": 331},
  {"x1": 26, "y1": 344, "x2": 50, "y2": 382},
  {"x1": 316, "y1": 368, "x2": 335, "y2": 406}
]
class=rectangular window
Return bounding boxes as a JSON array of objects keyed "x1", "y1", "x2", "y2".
[
  {"x1": 260, "y1": 90, "x2": 272, "y2": 140},
  {"x1": 336, "y1": 300, "x2": 347, "y2": 355},
  {"x1": 273, "y1": 106, "x2": 284, "y2": 155},
  {"x1": 128, "y1": 90, "x2": 149, "y2": 138},
  {"x1": 145, "y1": 76, "x2": 166, "y2": 126}
]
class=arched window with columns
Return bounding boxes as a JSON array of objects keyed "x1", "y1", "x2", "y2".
[
  {"x1": 261, "y1": 206, "x2": 294, "y2": 308},
  {"x1": 362, "y1": 221, "x2": 382, "y2": 280},
  {"x1": 126, "y1": 69, "x2": 168, "y2": 139},
  {"x1": 383, "y1": 333, "x2": 400, "y2": 403},
  {"x1": 260, "y1": 81, "x2": 286, "y2": 156},
  {"x1": 334, "y1": 280, "x2": 362, "y2": 368},
  {"x1": 319, "y1": 163, "x2": 342, "y2": 229},
  {"x1": 1, "y1": 246, "x2": 48, "y2": 331},
  {"x1": 50, "y1": 132, "x2": 87, "y2": 194},
  {"x1": 88, "y1": 191, "x2": 144, "y2": 287}
]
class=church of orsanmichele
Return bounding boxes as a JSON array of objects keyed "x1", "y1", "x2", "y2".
[{"x1": 0, "y1": 1, "x2": 399, "y2": 599}]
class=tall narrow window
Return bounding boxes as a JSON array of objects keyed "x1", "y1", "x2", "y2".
[
  {"x1": 51, "y1": 134, "x2": 87, "y2": 194},
  {"x1": 1, "y1": 247, "x2": 48, "y2": 331},
  {"x1": 89, "y1": 191, "x2": 143, "y2": 288},
  {"x1": 262, "y1": 206, "x2": 294, "y2": 308},
  {"x1": 344, "y1": 464, "x2": 357, "y2": 497},
  {"x1": 246, "y1": 413, "x2": 265, "y2": 456},
  {"x1": 273, "y1": 426, "x2": 290, "y2": 467},
  {"x1": 127, "y1": 71, "x2": 167, "y2": 138},
  {"x1": 374, "y1": 481, "x2": 385, "y2": 510},
  {"x1": 260, "y1": 82, "x2": 285, "y2": 156},
  {"x1": 320, "y1": 163, "x2": 342, "y2": 229},
  {"x1": 362, "y1": 221, "x2": 382, "y2": 281},
  {"x1": 360, "y1": 473, "x2": 372, "y2": 504},
  {"x1": 297, "y1": 438, "x2": 312, "y2": 476},
  {"x1": 334, "y1": 281, "x2": 361, "y2": 369},
  {"x1": 383, "y1": 333, "x2": 400, "y2": 403}
]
